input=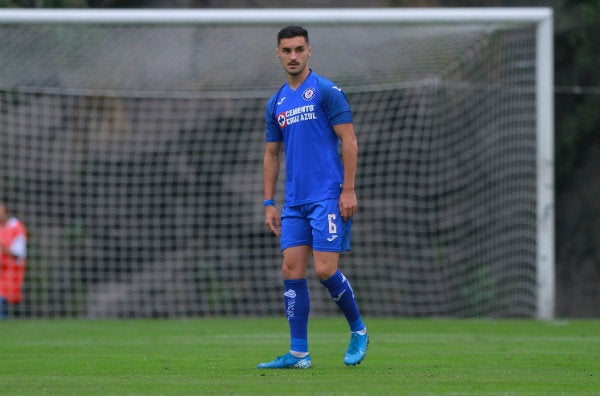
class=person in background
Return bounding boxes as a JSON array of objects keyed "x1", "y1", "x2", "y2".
[{"x1": 0, "y1": 201, "x2": 28, "y2": 319}]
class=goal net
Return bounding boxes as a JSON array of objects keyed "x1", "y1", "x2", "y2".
[{"x1": 0, "y1": 9, "x2": 554, "y2": 318}]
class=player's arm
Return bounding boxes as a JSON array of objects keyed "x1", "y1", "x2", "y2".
[
  {"x1": 263, "y1": 141, "x2": 282, "y2": 236},
  {"x1": 334, "y1": 122, "x2": 358, "y2": 220}
]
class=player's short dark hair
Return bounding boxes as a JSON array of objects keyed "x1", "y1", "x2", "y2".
[{"x1": 277, "y1": 26, "x2": 309, "y2": 45}]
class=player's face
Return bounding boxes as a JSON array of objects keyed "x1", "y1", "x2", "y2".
[{"x1": 277, "y1": 36, "x2": 311, "y2": 77}]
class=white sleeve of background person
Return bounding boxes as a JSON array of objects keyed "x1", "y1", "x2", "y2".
[{"x1": 10, "y1": 235, "x2": 27, "y2": 260}]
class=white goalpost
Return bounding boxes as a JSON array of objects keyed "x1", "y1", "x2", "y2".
[{"x1": 0, "y1": 8, "x2": 554, "y2": 319}]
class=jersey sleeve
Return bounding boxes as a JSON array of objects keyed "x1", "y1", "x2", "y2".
[
  {"x1": 265, "y1": 94, "x2": 283, "y2": 143},
  {"x1": 318, "y1": 78, "x2": 353, "y2": 126},
  {"x1": 5, "y1": 219, "x2": 27, "y2": 260},
  {"x1": 10, "y1": 235, "x2": 26, "y2": 260}
]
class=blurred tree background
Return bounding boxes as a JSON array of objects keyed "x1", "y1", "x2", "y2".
[{"x1": 1, "y1": 0, "x2": 598, "y2": 317}]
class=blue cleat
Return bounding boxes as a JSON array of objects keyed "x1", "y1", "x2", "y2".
[
  {"x1": 257, "y1": 352, "x2": 312, "y2": 369},
  {"x1": 344, "y1": 332, "x2": 369, "y2": 366}
]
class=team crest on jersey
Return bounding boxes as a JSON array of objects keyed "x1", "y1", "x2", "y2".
[{"x1": 302, "y1": 87, "x2": 316, "y2": 101}]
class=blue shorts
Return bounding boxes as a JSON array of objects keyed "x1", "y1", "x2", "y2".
[{"x1": 280, "y1": 199, "x2": 352, "y2": 252}]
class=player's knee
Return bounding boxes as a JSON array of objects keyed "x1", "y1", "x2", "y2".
[
  {"x1": 313, "y1": 252, "x2": 339, "y2": 280},
  {"x1": 314, "y1": 265, "x2": 337, "y2": 281},
  {"x1": 282, "y1": 260, "x2": 305, "y2": 279}
]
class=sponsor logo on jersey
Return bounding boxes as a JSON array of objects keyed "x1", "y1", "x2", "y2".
[
  {"x1": 277, "y1": 112, "x2": 287, "y2": 127},
  {"x1": 276, "y1": 104, "x2": 318, "y2": 129}
]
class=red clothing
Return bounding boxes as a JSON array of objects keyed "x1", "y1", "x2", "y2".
[{"x1": 0, "y1": 218, "x2": 27, "y2": 303}]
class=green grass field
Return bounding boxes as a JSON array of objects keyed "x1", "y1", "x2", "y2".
[{"x1": 1, "y1": 318, "x2": 599, "y2": 395}]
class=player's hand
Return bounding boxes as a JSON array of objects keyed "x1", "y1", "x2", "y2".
[
  {"x1": 265, "y1": 205, "x2": 281, "y2": 236},
  {"x1": 339, "y1": 189, "x2": 358, "y2": 220}
]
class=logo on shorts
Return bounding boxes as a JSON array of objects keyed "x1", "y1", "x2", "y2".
[{"x1": 327, "y1": 235, "x2": 339, "y2": 242}]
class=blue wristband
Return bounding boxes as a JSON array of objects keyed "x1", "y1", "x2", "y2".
[{"x1": 263, "y1": 199, "x2": 275, "y2": 207}]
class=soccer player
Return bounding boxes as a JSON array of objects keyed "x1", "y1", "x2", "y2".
[
  {"x1": 257, "y1": 26, "x2": 368, "y2": 369},
  {"x1": 0, "y1": 201, "x2": 28, "y2": 320}
]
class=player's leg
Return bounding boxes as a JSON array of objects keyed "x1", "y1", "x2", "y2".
[
  {"x1": 257, "y1": 207, "x2": 313, "y2": 369},
  {"x1": 313, "y1": 252, "x2": 369, "y2": 366},
  {"x1": 281, "y1": 245, "x2": 311, "y2": 358},
  {"x1": 258, "y1": 247, "x2": 312, "y2": 369},
  {"x1": 311, "y1": 199, "x2": 369, "y2": 366},
  {"x1": 313, "y1": 251, "x2": 366, "y2": 333},
  {"x1": 312, "y1": 199, "x2": 365, "y2": 331}
]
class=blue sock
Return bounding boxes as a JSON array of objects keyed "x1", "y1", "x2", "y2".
[
  {"x1": 283, "y1": 279, "x2": 310, "y2": 353},
  {"x1": 321, "y1": 271, "x2": 365, "y2": 333}
]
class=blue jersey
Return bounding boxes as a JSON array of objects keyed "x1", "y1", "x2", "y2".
[{"x1": 265, "y1": 71, "x2": 353, "y2": 206}]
